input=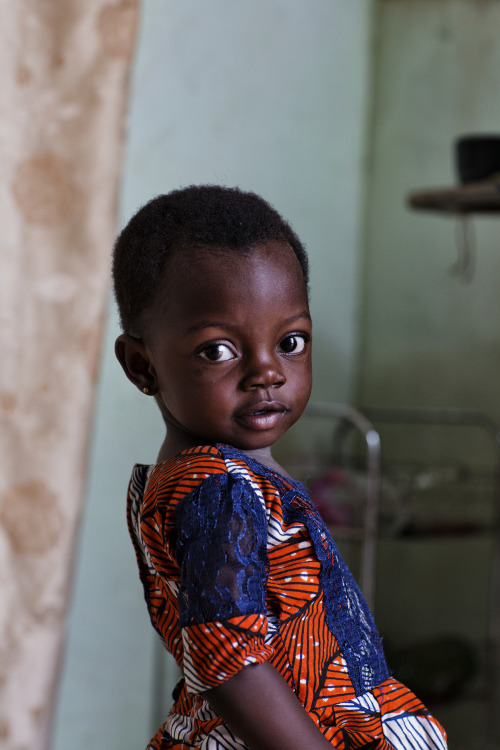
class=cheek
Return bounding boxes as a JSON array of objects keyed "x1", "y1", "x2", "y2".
[
  {"x1": 297, "y1": 375, "x2": 312, "y2": 411},
  {"x1": 289, "y1": 360, "x2": 312, "y2": 393},
  {"x1": 191, "y1": 364, "x2": 209, "y2": 378},
  {"x1": 179, "y1": 377, "x2": 232, "y2": 413},
  {"x1": 301, "y1": 376, "x2": 313, "y2": 405}
]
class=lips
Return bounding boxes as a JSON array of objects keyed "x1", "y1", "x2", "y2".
[{"x1": 234, "y1": 400, "x2": 289, "y2": 431}]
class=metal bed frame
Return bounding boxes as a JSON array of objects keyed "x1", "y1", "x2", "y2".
[{"x1": 324, "y1": 404, "x2": 500, "y2": 748}]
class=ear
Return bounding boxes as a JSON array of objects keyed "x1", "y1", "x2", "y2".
[{"x1": 115, "y1": 334, "x2": 158, "y2": 395}]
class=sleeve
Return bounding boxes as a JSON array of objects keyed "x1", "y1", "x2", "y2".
[{"x1": 175, "y1": 471, "x2": 274, "y2": 693}]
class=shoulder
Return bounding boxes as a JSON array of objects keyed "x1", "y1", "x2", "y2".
[
  {"x1": 149, "y1": 443, "x2": 280, "y2": 494},
  {"x1": 141, "y1": 444, "x2": 281, "y2": 521},
  {"x1": 144, "y1": 445, "x2": 229, "y2": 506}
]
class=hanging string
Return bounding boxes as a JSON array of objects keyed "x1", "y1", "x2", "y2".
[{"x1": 450, "y1": 215, "x2": 476, "y2": 283}]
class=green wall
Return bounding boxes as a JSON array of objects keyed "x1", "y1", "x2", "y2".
[
  {"x1": 359, "y1": 0, "x2": 500, "y2": 448},
  {"x1": 357, "y1": 3, "x2": 500, "y2": 746}
]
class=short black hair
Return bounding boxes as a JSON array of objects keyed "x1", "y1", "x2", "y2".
[{"x1": 112, "y1": 185, "x2": 309, "y2": 334}]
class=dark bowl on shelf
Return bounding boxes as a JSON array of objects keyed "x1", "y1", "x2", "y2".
[{"x1": 456, "y1": 135, "x2": 500, "y2": 184}]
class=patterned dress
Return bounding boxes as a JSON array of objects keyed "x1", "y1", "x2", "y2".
[{"x1": 127, "y1": 443, "x2": 447, "y2": 750}]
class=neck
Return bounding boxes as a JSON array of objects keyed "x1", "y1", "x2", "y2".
[
  {"x1": 238, "y1": 446, "x2": 291, "y2": 477},
  {"x1": 156, "y1": 432, "x2": 291, "y2": 477},
  {"x1": 156, "y1": 431, "x2": 198, "y2": 462}
]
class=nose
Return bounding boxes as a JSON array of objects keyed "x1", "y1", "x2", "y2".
[{"x1": 241, "y1": 350, "x2": 286, "y2": 390}]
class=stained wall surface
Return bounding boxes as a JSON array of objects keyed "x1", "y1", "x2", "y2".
[{"x1": 0, "y1": 2, "x2": 138, "y2": 750}]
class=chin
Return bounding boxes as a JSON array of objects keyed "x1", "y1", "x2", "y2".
[{"x1": 228, "y1": 433, "x2": 283, "y2": 452}]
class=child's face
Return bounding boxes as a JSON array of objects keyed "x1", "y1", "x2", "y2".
[{"x1": 142, "y1": 240, "x2": 312, "y2": 453}]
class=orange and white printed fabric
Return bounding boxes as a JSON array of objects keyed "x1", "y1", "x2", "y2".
[{"x1": 127, "y1": 444, "x2": 448, "y2": 750}]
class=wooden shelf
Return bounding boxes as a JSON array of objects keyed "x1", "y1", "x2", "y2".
[{"x1": 407, "y1": 177, "x2": 500, "y2": 214}]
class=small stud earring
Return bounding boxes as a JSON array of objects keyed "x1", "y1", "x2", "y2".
[{"x1": 143, "y1": 386, "x2": 149, "y2": 394}]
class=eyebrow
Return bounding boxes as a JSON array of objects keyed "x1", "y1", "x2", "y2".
[{"x1": 185, "y1": 311, "x2": 312, "y2": 335}]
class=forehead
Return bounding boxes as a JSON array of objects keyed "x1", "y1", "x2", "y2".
[{"x1": 146, "y1": 240, "x2": 309, "y2": 335}]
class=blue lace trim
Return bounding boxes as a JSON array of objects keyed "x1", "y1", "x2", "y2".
[
  {"x1": 175, "y1": 471, "x2": 269, "y2": 628},
  {"x1": 217, "y1": 444, "x2": 390, "y2": 695}
]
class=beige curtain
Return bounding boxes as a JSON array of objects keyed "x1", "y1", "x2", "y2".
[{"x1": 0, "y1": 2, "x2": 139, "y2": 748}]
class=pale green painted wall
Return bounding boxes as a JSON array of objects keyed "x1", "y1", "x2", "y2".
[
  {"x1": 359, "y1": 0, "x2": 500, "y2": 457},
  {"x1": 52, "y1": 3, "x2": 373, "y2": 748},
  {"x1": 358, "y1": 3, "x2": 500, "y2": 746}
]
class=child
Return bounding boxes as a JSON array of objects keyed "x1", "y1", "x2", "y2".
[{"x1": 113, "y1": 186, "x2": 447, "y2": 750}]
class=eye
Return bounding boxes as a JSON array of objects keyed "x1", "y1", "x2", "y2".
[
  {"x1": 279, "y1": 334, "x2": 308, "y2": 355},
  {"x1": 197, "y1": 342, "x2": 236, "y2": 362}
]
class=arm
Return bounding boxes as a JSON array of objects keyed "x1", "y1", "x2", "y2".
[{"x1": 205, "y1": 661, "x2": 333, "y2": 750}]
